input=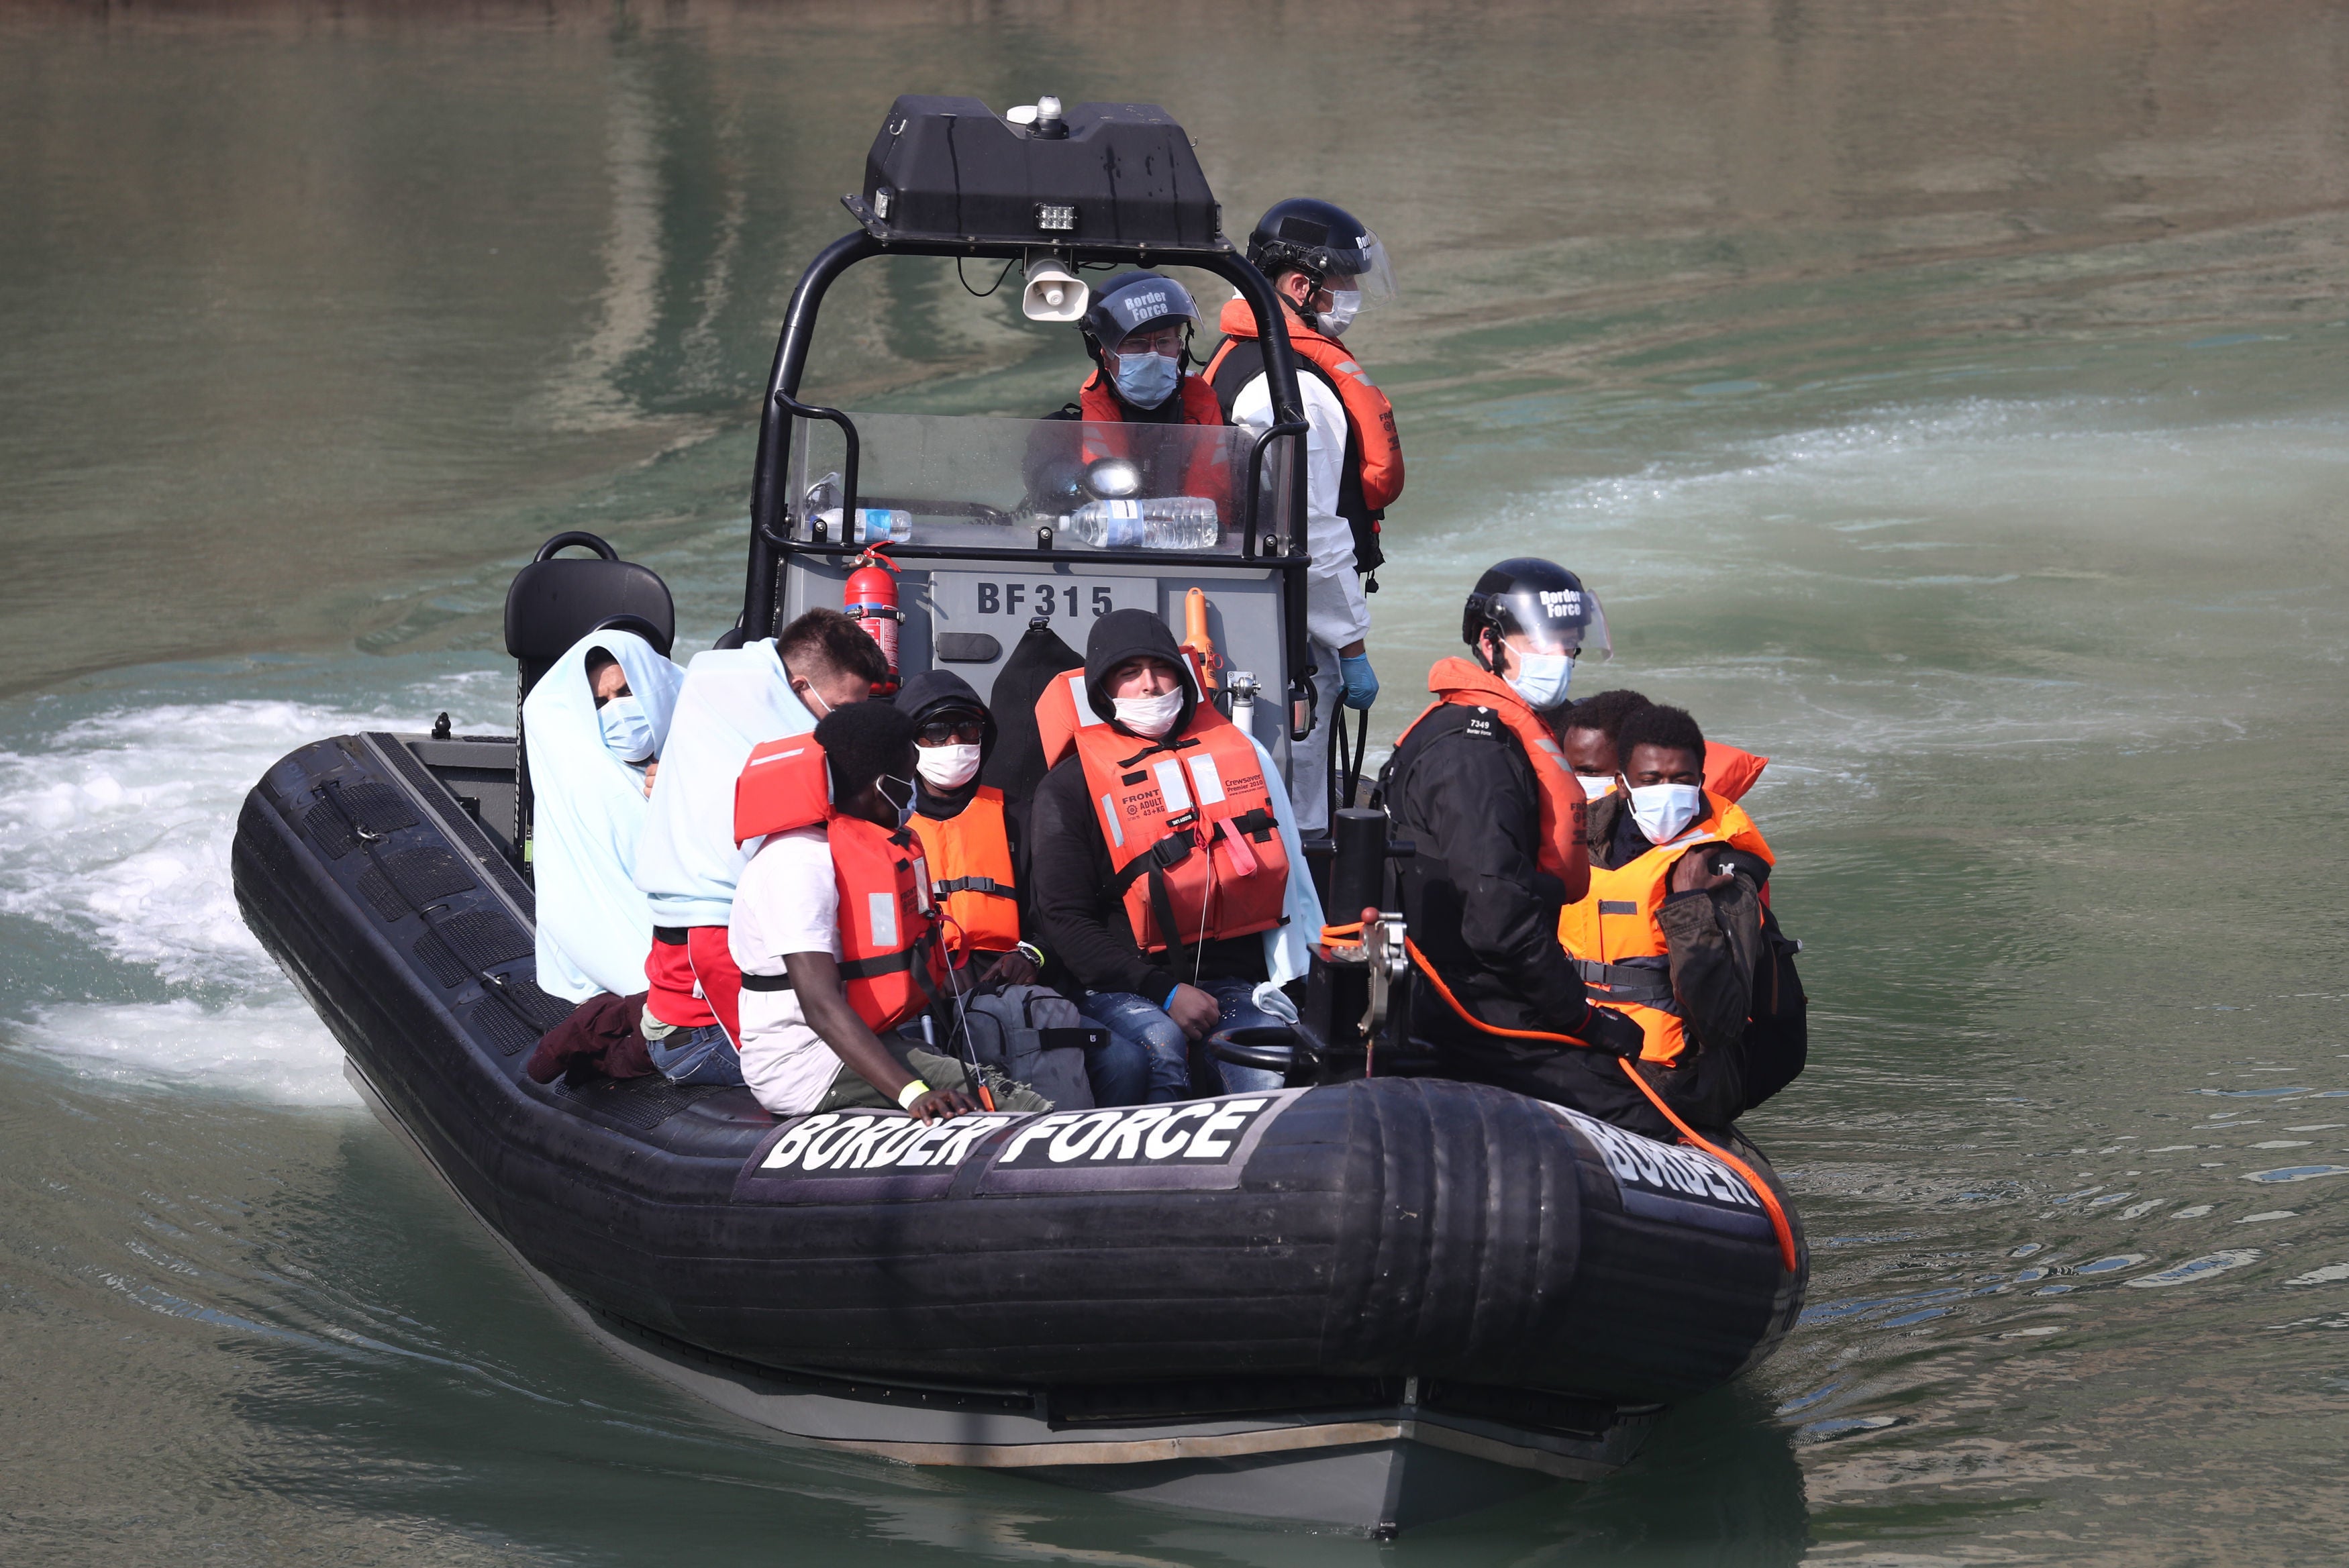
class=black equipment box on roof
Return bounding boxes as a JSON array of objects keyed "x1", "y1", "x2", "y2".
[{"x1": 848, "y1": 95, "x2": 1225, "y2": 252}]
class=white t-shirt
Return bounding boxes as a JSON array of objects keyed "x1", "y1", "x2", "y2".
[
  {"x1": 1228, "y1": 367, "x2": 1371, "y2": 650},
  {"x1": 728, "y1": 826, "x2": 848, "y2": 1116}
]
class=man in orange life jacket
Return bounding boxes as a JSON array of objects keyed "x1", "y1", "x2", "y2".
[
  {"x1": 1555, "y1": 688, "x2": 1655, "y2": 813},
  {"x1": 1027, "y1": 609, "x2": 1323, "y2": 1102},
  {"x1": 727, "y1": 700, "x2": 1029, "y2": 1123},
  {"x1": 1559, "y1": 702, "x2": 1772, "y2": 1137},
  {"x1": 1557, "y1": 686, "x2": 1772, "y2": 823},
  {"x1": 1378, "y1": 558, "x2": 1650, "y2": 1116},
  {"x1": 1046, "y1": 270, "x2": 1226, "y2": 474},
  {"x1": 895, "y1": 669, "x2": 1151, "y2": 1106},
  {"x1": 1207, "y1": 198, "x2": 1401, "y2": 834}
]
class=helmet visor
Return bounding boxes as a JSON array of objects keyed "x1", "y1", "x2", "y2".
[
  {"x1": 1495, "y1": 583, "x2": 1610, "y2": 662},
  {"x1": 1319, "y1": 231, "x2": 1397, "y2": 309}
]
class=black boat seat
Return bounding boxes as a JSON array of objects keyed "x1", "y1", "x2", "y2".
[{"x1": 505, "y1": 531, "x2": 677, "y2": 699}]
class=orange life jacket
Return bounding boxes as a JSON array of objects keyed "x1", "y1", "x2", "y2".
[
  {"x1": 908, "y1": 787, "x2": 1020, "y2": 959},
  {"x1": 732, "y1": 738, "x2": 946, "y2": 1033},
  {"x1": 1204, "y1": 295, "x2": 1403, "y2": 511},
  {"x1": 1075, "y1": 370, "x2": 1228, "y2": 507},
  {"x1": 1036, "y1": 672, "x2": 1289, "y2": 953},
  {"x1": 1393, "y1": 657, "x2": 1591, "y2": 893},
  {"x1": 1556, "y1": 796, "x2": 1772, "y2": 1065},
  {"x1": 1704, "y1": 742, "x2": 1768, "y2": 802}
]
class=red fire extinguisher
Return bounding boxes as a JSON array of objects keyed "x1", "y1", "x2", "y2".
[{"x1": 844, "y1": 548, "x2": 901, "y2": 693}]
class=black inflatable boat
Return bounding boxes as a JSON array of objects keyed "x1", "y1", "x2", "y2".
[{"x1": 232, "y1": 95, "x2": 1807, "y2": 1535}]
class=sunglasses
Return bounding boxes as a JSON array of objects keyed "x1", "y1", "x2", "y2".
[{"x1": 916, "y1": 717, "x2": 986, "y2": 747}]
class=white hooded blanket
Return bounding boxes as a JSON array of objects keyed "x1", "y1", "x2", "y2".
[{"x1": 524, "y1": 629, "x2": 685, "y2": 1002}]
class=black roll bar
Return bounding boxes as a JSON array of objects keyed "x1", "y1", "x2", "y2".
[
  {"x1": 739, "y1": 233, "x2": 1316, "y2": 702},
  {"x1": 742, "y1": 229, "x2": 885, "y2": 635}
]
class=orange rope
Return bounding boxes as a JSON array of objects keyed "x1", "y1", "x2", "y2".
[{"x1": 1401, "y1": 937, "x2": 1798, "y2": 1272}]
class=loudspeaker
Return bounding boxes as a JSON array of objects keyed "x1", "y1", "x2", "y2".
[{"x1": 1021, "y1": 256, "x2": 1088, "y2": 323}]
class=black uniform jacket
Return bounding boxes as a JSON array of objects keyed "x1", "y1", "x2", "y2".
[{"x1": 1379, "y1": 700, "x2": 1589, "y2": 1051}]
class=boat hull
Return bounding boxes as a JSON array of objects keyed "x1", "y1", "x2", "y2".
[{"x1": 236, "y1": 731, "x2": 1804, "y2": 1533}]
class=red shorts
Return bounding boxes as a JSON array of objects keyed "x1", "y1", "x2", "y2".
[{"x1": 644, "y1": 925, "x2": 743, "y2": 1047}]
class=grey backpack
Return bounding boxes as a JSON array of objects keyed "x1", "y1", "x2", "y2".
[{"x1": 953, "y1": 984, "x2": 1100, "y2": 1110}]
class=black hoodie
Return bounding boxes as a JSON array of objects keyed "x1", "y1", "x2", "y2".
[
  {"x1": 1026, "y1": 609, "x2": 1266, "y2": 1000},
  {"x1": 895, "y1": 669, "x2": 1026, "y2": 929},
  {"x1": 895, "y1": 668, "x2": 998, "y2": 820}
]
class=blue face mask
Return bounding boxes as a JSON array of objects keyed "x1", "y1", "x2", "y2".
[
  {"x1": 598, "y1": 694, "x2": 656, "y2": 763},
  {"x1": 1113, "y1": 349, "x2": 1181, "y2": 410},
  {"x1": 1506, "y1": 649, "x2": 1574, "y2": 711},
  {"x1": 877, "y1": 774, "x2": 918, "y2": 832}
]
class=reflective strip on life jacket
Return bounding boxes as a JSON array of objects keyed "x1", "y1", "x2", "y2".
[
  {"x1": 1391, "y1": 656, "x2": 1590, "y2": 887},
  {"x1": 1555, "y1": 798, "x2": 1772, "y2": 1065},
  {"x1": 1205, "y1": 295, "x2": 1403, "y2": 512},
  {"x1": 822, "y1": 813, "x2": 946, "y2": 1033},
  {"x1": 1034, "y1": 666, "x2": 1112, "y2": 774},
  {"x1": 1072, "y1": 708, "x2": 1289, "y2": 953},
  {"x1": 908, "y1": 786, "x2": 1021, "y2": 957}
]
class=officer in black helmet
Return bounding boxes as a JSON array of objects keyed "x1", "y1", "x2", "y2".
[
  {"x1": 1378, "y1": 559, "x2": 1670, "y2": 1135},
  {"x1": 1029, "y1": 269, "x2": 1231, "y2": 523},
  {"x1": 1051, "y1": 270, "x2": 1227, "y2": 429},
  {"x1": 1204, "y1": 199, "x2": 1403, "y2": 835}
]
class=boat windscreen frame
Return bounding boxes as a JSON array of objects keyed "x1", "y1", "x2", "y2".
[{"x1": 738, "y1": 231, "x2": 1315, "y2": 700}]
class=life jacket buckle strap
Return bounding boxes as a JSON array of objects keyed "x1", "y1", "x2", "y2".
[
  {"x1": 839, "y1": 949, "x2": 919, "y2": 982},
  {"x1": 1107, "y1": 831, "x2": 1198, "y2": 895},
  {"x1": 1572, "y1": 956, "x2": 1681, "y2": 1014},
  {"x1": 932, "y1": 875, "x2": 1015, "y2": 898}
]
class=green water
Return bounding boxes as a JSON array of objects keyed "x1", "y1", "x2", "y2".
[{"x1": 6, "y1": 3, "x2": 2349, "y2": 1561}]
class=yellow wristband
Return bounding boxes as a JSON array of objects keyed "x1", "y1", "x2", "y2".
[{"x1": 896, "y1": 1078, "x2": 932, "y2": 1110}]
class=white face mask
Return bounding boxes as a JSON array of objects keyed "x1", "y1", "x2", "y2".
[
  {"x1": 915, "y1": 743, "x2": 983, "y2": 791},
  {"x1": 1626, "y1": 782, "x2": 1705, "y2": 845},
  {"x1": 1574, "y1": 773, "x2": 1617, "y2": 800},
  {"x1": 1314, "y1": 286, "x2": 1361, "y2": 337},
  {"x1": 1505, "y1": 649, "x2": 1574, "y2": 711},
  {"x1": 1111, "y1": 689, "x2": 1185, "y2": 739},
  {"x1": 597, "y1": 695, "x2": 656, "y2": 763}
]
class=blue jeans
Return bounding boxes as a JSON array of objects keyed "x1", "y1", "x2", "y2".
[
  {"x1": 646, "y1": 1023, "x2": 746, "y2": 1087},
  {"x1": 1078, "y1": 976, "x2": 1288, "y2": 1103},
  {"x1": 1081, "y1": 1029, "x2": 1152, "y2": 1108}
]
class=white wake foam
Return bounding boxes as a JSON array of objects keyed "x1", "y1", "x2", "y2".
[
  {"x1": 1413, "y1": 395, "x2": 2349, "y2": 775},
  {"x1": 13, "y1": 998, "x2": 362, "y2": 1107},
  {"x1": 0, "y1": 671, "x2": 507, "y2": 1106}
]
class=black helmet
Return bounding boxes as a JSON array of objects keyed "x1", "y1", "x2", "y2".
[
  {"x1": 1245, "y1": 198, "x2": 1397, "y2": 303},
  {"x1": 1080, "y1": 270, "x2": 1199, "y2": 352},
  {"x1": 1462, "y1": 558, "x2": 1611, "y2": 670}
]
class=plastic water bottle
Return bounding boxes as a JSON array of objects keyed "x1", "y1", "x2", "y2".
[
  {"x1": 815, "y1": 507, "x2": 913, "y2": 545},
  {"x1": 1062, "y1": 496, "x2": 1221, "y2": 550}
]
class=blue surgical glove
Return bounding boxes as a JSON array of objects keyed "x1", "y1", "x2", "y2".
[{"x1": 1340, "y1": 652, "x2": 1379, "y2": 711}]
